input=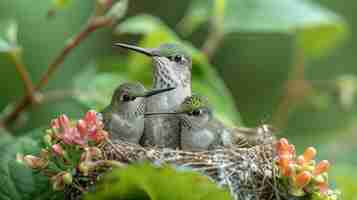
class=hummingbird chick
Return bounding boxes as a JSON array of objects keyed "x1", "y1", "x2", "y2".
[
  {"x1": 145, "y1": 95, "x2": 262, "y2": 151},
  {"x1": 101, "y1": 82, "x2": 175, "y2": 144},
  {"x1": 114, "y1": 43, "x2": 192, "y2": 148}
]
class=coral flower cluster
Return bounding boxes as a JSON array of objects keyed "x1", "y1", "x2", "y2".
[
  {"x1": 18, "y1": 110, "x2": 109, "y2": 191},
  {"x1": 275, "y1": 138, "x2": 340, "y2": 200}
]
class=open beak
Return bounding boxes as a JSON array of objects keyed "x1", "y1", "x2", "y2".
[
  {"x1": 143, "y1": 87, "x2": 176, "y2": 97},
  {"x1": 113, "y1": 43, "x2": 155, "y2": 57}
]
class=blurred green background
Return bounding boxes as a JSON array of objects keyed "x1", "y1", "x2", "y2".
[{"x1": 0, "y1": 0, "x2": 356, "y2": 199}]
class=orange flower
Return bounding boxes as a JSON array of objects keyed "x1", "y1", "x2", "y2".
[
  {"x1": 303, "y1": 147, "x2": 317, "y2": 163},
  {"x1": 295, "y1": 171, "x2": 312, "y2": 188},
  {"x1": 314, "y1": 160, "x2": 330, "y2": 175}
]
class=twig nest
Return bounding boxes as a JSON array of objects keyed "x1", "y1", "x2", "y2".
[{"x1": 100, "y1": 128, "x2": 277, "y2": 200}]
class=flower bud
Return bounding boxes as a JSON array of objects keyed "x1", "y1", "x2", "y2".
[
  {"x1": 289, "y1": 187, "x2": 305, "y2": 197},
  {"x1": 78, "y1": 162, "x2": 90, "y2": 176},
  {"x1": 43, "y1": 134, "x2": 52, "y2": 146},
  {"x1": 277, "y1": 138, "x2": 289, "y2": 150},
  {"x1": 303, "y1": 147, "x2": 317, "y2": 162},
  {"x1": 295, "y1": 171, "x2": 312, "y2": 188},
  {"x1": 84, "y1": 110, "x2": 97, "y2": 125},
  {"x1": 297, "y1": 155, "x2": 306, "y2": 166},
  {"x1": 16, "y1": 153, "x2": 24, "y2": 164},
  {"x1": 76, "y1": 119, "x2": 87, "y2": 136},
  {"x1": 50, "y1": 118, "x2": 60, "y2": 129},
  {"x1": 281, "y1": 163, "x2": 295, "y2": 177},
  {"x1": 51, "y1": 144, "x2": 64, "y2": 157},
  {"x1": 314, "y1": 160, "x2": 330, "y2": 175},
  {"x1": 45, "y1": 129, "x2": 53, "y2": 135},
  {"x1": 62, "y1": 172, "x2": 73, "y2": 185},
  {"x1": 313, "y1": 174, "x2": 325, "y2": 184},
  {"x1": 51, "y1": 173, "x2": 64, "y2": 191},
  {"x1": 58, "y1": 114, "x2": 70, "y2": 127},
  {"x1": 317, "y1": 182, "x2": 329, "y2": 194},
  {"x1": 88, "y1": 147, "x2": 103, "y2": 160},
  {"x1": 40, "y1": 149, "x2": 50, "y2": 159},
  {"x1": 23, "y1": 155, "x2": 48, "y2": 169}
]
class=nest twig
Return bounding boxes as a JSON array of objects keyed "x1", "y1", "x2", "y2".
[{"x1": 66, "y1": 126, "x2": 286, "y2": 200}]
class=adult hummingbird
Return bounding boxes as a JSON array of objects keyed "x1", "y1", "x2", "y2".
[
  {"x1": 145, "y1": 94, "x2": 261, "y2": 151},
  {"x1": 101, "y1": 82, "x2": 175, "y2": 144},
  {"x1": 114, "y1": 43, "x2": 192, "y2": 148}
]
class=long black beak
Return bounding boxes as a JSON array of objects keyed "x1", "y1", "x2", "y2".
[
  {"x1": 113, "y1": 43, "x2": 154, "y2": 57},
  {"x1": 143, "y1": 87, "x2": 176, "y2": 97},
  {"x1": 144, "y1": 112, "x2": 182, "y2": 117}
]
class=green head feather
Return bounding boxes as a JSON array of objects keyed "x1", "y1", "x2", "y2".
[
  {"x1": 178, "y1": 94, "x2": 210, "y2": 113},
  {"x1": 153, "y1": 43, "x2": 190, "y2": 58}
]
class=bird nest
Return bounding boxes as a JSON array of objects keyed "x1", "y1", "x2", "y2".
[
  {"x1": 65, "y1": 125, "x2": 284, "y2": 200},
  {"x1": 102, "y1": 141, "x2": 277, "y2": 200}
]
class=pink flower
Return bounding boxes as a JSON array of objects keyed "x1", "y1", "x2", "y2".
[
  {"x1": 51, "y1": 144, "x2": 64, "y2": 157},
  {"x1": 62, "y1": 127, "x2": 86, "y2": 146},
  {"x1": 50, "y1": 119, "x2": 60, "y2": 129},
  {"x1": 88, "y1": 129, "x2": 108, "y2": 143},
  {"x1": 83, "y1": 110, "x2": 98, "y2": 127},
  {"x1": 78, "y1": 110, "x2": 107, "y2": 143},
  {"x1": 49, "y1": 111, "x2": 106, "y2": 147},
  {"x1": 317, "y1": 182, "x2": 329, "y2": 195},
  {"x1": 76, "y1": 119, "x2": 87, "y2": 137}
]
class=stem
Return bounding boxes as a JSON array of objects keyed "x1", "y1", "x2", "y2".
[
  {"x1": 201, "y1": 26, "x2": 224, "y2": 59},
  {"x1": 95, "y1": 160, "x2": 127, "y2": 168},
  {"x1": 272, "y1": 48, "x2": 314, "y2": 128},
  {"x1": 201, "y1": 1, "x2": 225, "y2": 59},
  {"x1": 10, "y1": 52, "x2": 37, "y2": 103},
  {"x1": 36, "y1": 89, "x2": 80, "y2": 104},
  {"x1": 2, "y1": 16, "x2": 113, "y2": 126}
]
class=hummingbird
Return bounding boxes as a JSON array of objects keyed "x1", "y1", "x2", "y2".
[
  {"x1": 114, "y1": 43, "x2": 192, "y2": 148},
  {"x1": 145, "y1": 94, "x2": 262, "y2": 151},
  {"x1": 101, "y1": 82, "x2": 175, "y2": 144}
]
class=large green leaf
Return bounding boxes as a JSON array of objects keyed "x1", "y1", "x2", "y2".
[
  {"x1": 331, "y1": 165, "x2": 357, "y2": 200},
  {"x1": 0, "y1": 130, "x2": 62, "y2": 200},
  {"x1": 181, "y1": 0, "x2": 348, "y2": 57},
  {"x1": 116, "y1": 15, "x2": 241, "y2": 125},
  {"x1": 85, "y1": 163, "x2": 231, "y2": 200}
]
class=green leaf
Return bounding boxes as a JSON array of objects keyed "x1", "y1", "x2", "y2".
[
  {"x1": 85, "y1": 163, "x2": 231, "y2": 200},
  {"x1": 74, "y1": 64, "x2": 128, "y2": 110},
  {"x1": 0, "y1": 131, "x2": 61, "y2": 200},
  {"x1": 116, "y1": 15, "x2": 241, "y2": 124},
  {"x1": 181, "y1": 0, "x2": 348, "y2": 57},
  {"x1": 331, "y1": 165, "x2": 357, "y2": 200}
]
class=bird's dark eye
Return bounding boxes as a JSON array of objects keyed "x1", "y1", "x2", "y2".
[
  {"x1": 122, "y1": 94, "x2": 131, "y2": 102},
  {"x1": 174, "y1": 55, "x2": 183, "y2": 63},
  {"x1": 191, "y1": 109, "x2": 202, "y2": 116}
]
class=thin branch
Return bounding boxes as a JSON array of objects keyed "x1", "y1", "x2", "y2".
[
  {"x1": 36, "y1": 89, "x2": 81, "y2": 104},
  {"x1": 2, "y1": 16, "x2": 113, "y2": 126},
  {"x1": 201, "y1": 27, "x2": 224, "y2": 59},
  {"x1": 10, "y1": 52, "x2": 37, "y2": 103},
  {"x1": 272, "y1": 49, "x2": 314, "y2": 129},
  {"x1": 201, "y1": 13, "x2": 225, "y2": 59}
]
